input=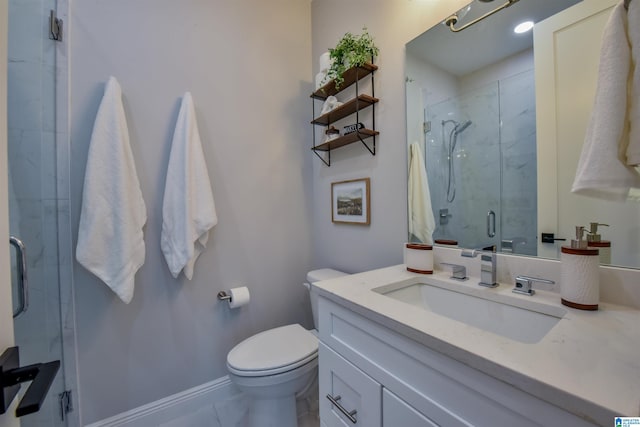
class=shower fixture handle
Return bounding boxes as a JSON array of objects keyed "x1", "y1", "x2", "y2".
[
  {"x1": 487, "y1": 210, "x2": 496, "y2": 238},
  {"x1": 9, "y1": 236, "x2": 29, "y2": 318},
  {"x1": 513, "y1": 275, "x2": 555, "y2": 296}
]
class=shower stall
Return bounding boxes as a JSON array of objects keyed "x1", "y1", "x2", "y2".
[
  {"x1": 423, "y1": 70, "x2": 538, "y2": 255},
  {"x1": 7, "y1": 0, "x2": 76, "y2": 425}
]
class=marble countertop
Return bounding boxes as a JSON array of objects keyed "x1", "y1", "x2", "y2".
[{"x1": 312, "y1": 264, "x2": 640, "y2": 426}]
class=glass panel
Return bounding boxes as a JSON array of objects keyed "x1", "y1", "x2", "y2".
[
  {"x1": 500, "y1": 70, "x2": 538, "y2": 256},
  {"x1": 7, "y1": 0, "x2": 67, "y2": 424},
  {"x1": 424, "y1": 82, "x2": 502, "y2": 249}
]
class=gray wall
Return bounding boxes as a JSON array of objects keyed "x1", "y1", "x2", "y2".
[
  {"x1": 310, "y1": 0, "x2": 469, "y2": 273},
  {"x1": 68, "y1": 0, "x2": 479, "y2": 422},
  {"x1": 69, "y1": 0, "x2": 312, "y2": 423}
]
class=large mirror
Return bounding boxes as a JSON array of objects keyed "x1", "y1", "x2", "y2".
[{"x1": 406, "y1": 0, "x2": 640, "y2": 269}]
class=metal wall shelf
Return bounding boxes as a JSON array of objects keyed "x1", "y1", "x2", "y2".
[
  {"x1": 311, "y1": 62, "x2": 378, "y2": 167},
  {"x1": 311, "y1": 95, "x2": 378, "y2": 126},
  {"x1": 311, "y1": 63, "x2": 378, "y2": 100}
]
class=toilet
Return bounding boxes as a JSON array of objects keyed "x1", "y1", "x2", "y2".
[{"x1": 226, "y1": 269, "x2": 348, "y2": 427}]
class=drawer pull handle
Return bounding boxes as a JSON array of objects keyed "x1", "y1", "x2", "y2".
[{"x1": 326, "y1": 394, "x2": 357, "y2": 424}]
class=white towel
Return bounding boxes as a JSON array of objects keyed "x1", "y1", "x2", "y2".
[
  {"x1": 161, "y1": 93, "x2": 217, "y2": 279},
  {"x1": 626, "y1": 0, "x2": 640, "y2": 165},
  {"x1": 408, "y1": 143, "x2": 436, "y2": 244},
  {"x1": 76, "y1": 77, "x2": 147, "y2": 304},
  {"x1": 572, "y1": 2, "x2": 640, "y2": 201}
]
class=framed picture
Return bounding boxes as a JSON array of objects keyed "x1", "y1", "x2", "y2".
[{"x1": 331, "y1": 178, "x2": 370, "y2": 225}]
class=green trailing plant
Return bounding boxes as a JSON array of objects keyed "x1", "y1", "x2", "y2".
[{"x1": 327, "y1": 27, "x2": 379, "y2": 90}]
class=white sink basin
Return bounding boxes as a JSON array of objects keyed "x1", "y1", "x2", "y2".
[{"x1": 373, "y1": 278, "x2": 566, "y2": 344}]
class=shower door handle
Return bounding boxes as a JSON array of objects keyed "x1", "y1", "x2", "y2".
[
  {"x1": 9, "y1": 236, "x2": 29, "y2": 318},
  {"x1": 487, "y1": 210, "x2": 496, "y2": 238}
]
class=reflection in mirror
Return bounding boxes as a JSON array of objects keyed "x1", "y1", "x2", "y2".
[{"x1": 405, "y1": 0, "x2": 640, "y2": 269}]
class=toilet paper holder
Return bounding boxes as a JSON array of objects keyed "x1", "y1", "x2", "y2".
[
  {"x1": 217, "y1": 291, "x2": 232, "y2": 302},
  {"x1": 217, "y1": 287, "x2": 250, "y2": 309}
]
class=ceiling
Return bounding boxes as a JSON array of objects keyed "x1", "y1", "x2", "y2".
[{"x1": 406, "y1": 0, "x2": 582, "y2": 77}]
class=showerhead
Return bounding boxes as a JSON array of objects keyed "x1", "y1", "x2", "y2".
[{"x1": 454, "y1": 120, "x2": 472, "y2": 135}]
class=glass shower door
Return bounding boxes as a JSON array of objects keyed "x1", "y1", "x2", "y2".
[
  {"x1": 424, "y1": 82, "x2": 502, "y2": 250},
  {"x1": 7, "y1": 0, "x2": 68, "y2": 425}
]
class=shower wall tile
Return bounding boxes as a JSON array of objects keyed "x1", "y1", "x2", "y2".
[
  {"x1": 500, "y1": 70, "x2": 537, "y2": 255},
  {"x1": 8, "y1": 129, "x2": 42, "y2": 199},
  {"x1": 43, "y1": 199, "x2": 60, "y2": 266},
  {"x1": 458, "y1": 84, "x2": 501, "y2": 248},
  {"x1": 42, "y1": 62, "x2": 57, "y2": 133},
  {"x1": 56, "y1": 131, "x2": 70, "y2": 200},
  {"x1": 426, "y1": 82, "x2": 501, "y2": 248},
  {"x1": 7, "y1": 0, "x2": 43, "y2": 64},
  {"x1": 56, "y1": 200, "x2": 72, "y2": 266},
  {"x1": 424, "y1": 66, "x2": 537, "y2": 254},
  {"x1": 7, "y1": 60, "x2": 42, "y2": 132},
  {"x1": 425, "y1": 96, "x2": 463, "y2": 243},
  {"x1": 10, "y1": 199, "x2": 45, "y2": 271},
  {"x1": 14, "y1": 286, "x2": 48, "y2": 362},
  {"x1": 42, "y1": 131, "x2": 57, "y2": 200}
]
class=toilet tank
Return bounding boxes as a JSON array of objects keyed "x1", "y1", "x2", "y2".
[{"x1": 304, "y1": 269, "x2": 348, "y2": 329}]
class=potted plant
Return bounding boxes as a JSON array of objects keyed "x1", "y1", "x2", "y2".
[{"x1": 327, "y1": 27, "x2": 379, "y2": 90}]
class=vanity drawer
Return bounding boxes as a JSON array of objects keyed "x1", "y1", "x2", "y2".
[
  {"x1": 319, "y1": 342, "x2": 382, "y2": 427},
  {"x1": 382, "y1": 389, "x2": 439, "y2": 427}
]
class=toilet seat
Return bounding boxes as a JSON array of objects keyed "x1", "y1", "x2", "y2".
[{"x1": 227, "y1": 324, "x2": 318, "y2": 377}]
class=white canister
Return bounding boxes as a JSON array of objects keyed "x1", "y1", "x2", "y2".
[
  {"x1": 560, "y1": 246, "x2": 600, "y2": 310},
  {"x1": 405, "y1": 243, "x2": 433, "y2": 274},
  {"x1": 319, "y1": 51, "x2": 332, "y2": 73}
]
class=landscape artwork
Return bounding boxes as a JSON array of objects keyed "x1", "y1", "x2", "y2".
[{"x1": 331, "y1": 178, "x2": 370, "y2": 225}]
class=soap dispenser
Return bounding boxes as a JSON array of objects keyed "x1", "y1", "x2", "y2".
[
  {"x1": 586, "y1": 222, "x2": 611, "y2": 264},
  {"x1": 560, "y1": 226, "x2": 600, "y2": 310}
]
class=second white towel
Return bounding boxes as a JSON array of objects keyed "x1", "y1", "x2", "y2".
[
  {"x1": 625, "y1": 0, "x2": 640, "y2": 165},
  {"x1": 161, "y1": 93, "x2": 217, "y2": 279},
  {"x1": 572, "y1": 2, "x2": 640, "y2": 200},
  {"x1": 408, "y1": 143, "x2": 436, "y2": 245}
]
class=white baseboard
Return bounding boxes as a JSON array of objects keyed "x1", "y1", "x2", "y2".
[{"x1": 85, "y1": 376, "x2": 238, "y2": 427}]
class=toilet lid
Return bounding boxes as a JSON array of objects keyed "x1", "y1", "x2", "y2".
[{"x1": 227, "y1": 324, "x2": 318, "y2": 377}]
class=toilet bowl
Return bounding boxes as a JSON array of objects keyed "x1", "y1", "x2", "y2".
[{"x1": 226, "y1": 269, "x2": 347, "y2": 427}]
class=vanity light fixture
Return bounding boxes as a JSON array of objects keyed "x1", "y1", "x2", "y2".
[
  {"x1": 444, "y1": 0, "x2": 520, "y2": 33},
  {"x1": 514, "y1": 20, "x2": 534, "y2": 34}
]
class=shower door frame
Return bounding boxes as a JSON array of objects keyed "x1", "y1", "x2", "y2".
[
  {"x1": 5, "y1": 0, "x2": 79, "y2": 425},
  {"x1": 0, "y1": 2, "x2": 20, "y2": 425}
]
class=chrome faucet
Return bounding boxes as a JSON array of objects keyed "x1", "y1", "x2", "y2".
[
  {"x1": 440, "y1": 263, "x2": 467, "y2": 281},
  {"x1": 512, "y1": 275, "x2": 555, "y2": 296},
  {"x1": 461, "y1": 248, "x2": 498, "y2": 288}
]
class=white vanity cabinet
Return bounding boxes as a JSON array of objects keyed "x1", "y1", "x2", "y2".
[
  {"x1": 318, "y1": 296, "x2": 598, "y2": 427},
  {"x1": 319, "y1": 342, "x2": 381, "y2": 427}
]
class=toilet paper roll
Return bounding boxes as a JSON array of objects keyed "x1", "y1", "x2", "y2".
[{"x1": 228, "y1": 286, "x2": 250, "y2": 309}]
